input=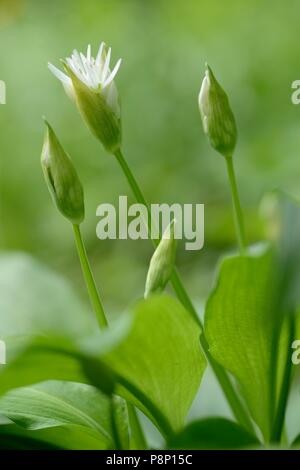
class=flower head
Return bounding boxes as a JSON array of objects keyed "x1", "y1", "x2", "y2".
[
  {"x1": 48, "y1": 43, "x2": 122, "y2": 153},
  {"x1": 199, "y1": 64, "x2": 237, "y2": 157},
  {"x1": 41, "y1": 119, "x2": 85, "y2": 224}
]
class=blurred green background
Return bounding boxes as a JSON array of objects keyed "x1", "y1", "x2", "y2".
[{"x1": 0, "y1": 0, "x2": 300, "y2": 315}]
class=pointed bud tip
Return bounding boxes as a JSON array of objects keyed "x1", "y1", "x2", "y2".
[
  {"x1": 198, "y1": 63, "x2": 237, "y2": 157},
  {"x1": 42, "y1": 115, "x2": 49, "y2": 127},
  {"x1": 42, "y1": 117, "x2": 56, "y2": 141},
  {"x1": 204, "y1": 63, "x2": 217, "y2": 84},
  {"x1": 144, "y1": 219, "x2": 177, "y2": 298}
]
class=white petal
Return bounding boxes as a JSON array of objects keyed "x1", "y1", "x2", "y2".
[
  {"x1": 101, "y1": 47, "x2": 111, "y2": 83},
  {"x1": 103, "y1": 58, "x2": 121, "y2": 88},
  {"x1": 87, "y1": 44, "x2": 91, "y2": 61},
  {"x1": 102, "y1": 81, "x2": 120, "y2": 117},
  {"x1": 80, "y1": 53, "x2": 89, "y2": 73},
  {"x1": 48, "y1": 63, "x2": 71, "y2": 85},
  {"x1": 66, "y1": 57, "x2": 81, "y2": 81},
  {"x1": 96, "y1": 42, "x2": 105, "y2": 66}
]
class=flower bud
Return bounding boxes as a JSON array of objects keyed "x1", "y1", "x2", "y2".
[
  {"x1": 198, "y1": 64, "x2": 237, "y2": 157},
  {"x1": 41, "y1": 120, "x2": 85, "y2": 224},
  {"x1": 144, "y1": 220, "x2": 177, "y2": 299},
  {"x1": 48, "y1": 44, "x2": 122, "y2": 153}
]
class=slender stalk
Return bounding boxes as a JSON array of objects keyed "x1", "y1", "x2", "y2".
[
  {"x1": 113, "y1": 147, "x2": 254, "y2": 435},
  {"x1": 225, "y1": 156, "x2": 247, "y2": 255},
  {"x1": 271, "y1": 314, "x2": 295, "y2": 443},
  {"x1": 73, "y1": 224, "x2": 108, "y2": 328},
  {"x1": 73, "y1": 223, "x2": 146, "y2": 448},
  {"x1": 127, "y1": 403, "x2": 148, "y2": 449},
  {"x1": 110, "y1": 400, "x2": 123, "y2": 450}
]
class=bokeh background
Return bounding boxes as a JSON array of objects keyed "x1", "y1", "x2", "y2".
[
  {"x1": 1, "y1": 0, "x2": 300, "y2": 443},
  {"x1": 1, "y1": 0, "x2": 300, "y2": 307}
]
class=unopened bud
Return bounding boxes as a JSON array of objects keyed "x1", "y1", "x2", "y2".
[
  {"x1": 198, "y1": 64, "x2": 237, "y2": 157},
  {"x1": 144, "y1": 220, "x2": 177, "y2": 299},
  {"x1": 41, "y1": 120, "x2": 85, "y2": 224}
]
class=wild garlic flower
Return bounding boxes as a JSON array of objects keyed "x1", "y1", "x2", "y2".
[
  {"x1": 199, "y1": 64, "x2": 237, "y2": 158},
  {"x1": 48, "y1": 43, "x2": 122, "y2": 153}
]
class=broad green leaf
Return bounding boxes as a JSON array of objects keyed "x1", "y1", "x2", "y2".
[
  {"x1": 0, "y1": 381, "x2": 112, "y2": 448},
  {"x1": 0, "y1": 252, "x2": 96, "y2": 337},
  {"x1": 0, "y1": 336, "x2": 116, "y2": 397},
  {"x1": 205, "y1": 244, "x2": 275, "y2": 440},
  {"x1": 0, "y1": 334, "x2": 132, "y2": 450},
  {"x1": 271, "y1": 194, "x2": 300, "y2": 440},
  {"x1": 0, "y1": 423, "x2": 108, "y2": 450},
  {"x1": 292, "y1": 434, "x2": 300, "y2": 448},
  {"x1": 1, "y1": 296, "x2": 205, "y2": 441},
  {"x1": 103, "y1": 295, "x2": 206, "y2": 436},
  {"x1": 0, "y1": 425, "x2": 58, "y2": 449},
  {"x1": 167, "y1": 418, "x2": 260, "y2": 449},
  {"x1": 0, "y1": 315, "x2": 132, "y2": 395}
]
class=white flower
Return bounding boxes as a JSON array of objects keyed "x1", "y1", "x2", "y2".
[
  {"x1": 48, "y1": 43, "x2": 121, "y2": 117},
  {"x1": 48, "y1": 43, "x2": 122, "y2": 152}
]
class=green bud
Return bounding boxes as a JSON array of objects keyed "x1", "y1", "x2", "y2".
[
  {"x1": 64, "y1": 62, "x2": 121, "y2": 153},
  {"x1": 144, "y1": 220, "x2": 177, "y2": 299},
  {"x1": 41, "y1": 120, "x2": 85, "y2": 224},
  {"x1": 198, "y1": 64, "x2": 237, "y2": 157}
]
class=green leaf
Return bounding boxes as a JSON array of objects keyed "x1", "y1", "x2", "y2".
[
  {"x1": 0, "y1": 424, "x2": 108, "y2": 450},
  {"x1": 267, "y1": 193, "x2": 300, "y2": 441},
  {"x1": 0, "y1": 336, "x2": 116, "y2": 397},
  {"x1": 110, "y1": 396, "x2": 130, "y2": 450},
  {"x1": 103, "y1": 295, "x2": 206, "y2": 436},
  {"x1": 1, "y1": 296, "x2": 205, "y2": 441},
  {"x1": 0, "y1": 313, "x2": 132, "y2": 396},
  {"x1": 0, "y1": 253, "x2": 96, "y2": 338},
  {"x1": 167, "y1": 418, "x2": 260, "y2": 449},
  {"x1": 292, "y1": 434, "x2": 300, "y2": 448},
  {"x1": 0, "y1": 381, "x2": 112, "y2": 448},
  {"x1": 0, "y1": 425, "x2": 58, "y2": 449},
  {"x1": 204, "y1": 244, "x2": 275, "y2": 440}
]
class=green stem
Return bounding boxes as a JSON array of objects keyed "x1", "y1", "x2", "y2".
[
  {"x1": 72, "y1": 224, "x2": 108, "y2": 329},
  {"x1": 271, "y1": 314, "x2": 295, "y2": 443},
  {"x1": 225, "y1": 156, "x2": 247, "y2": 255},
  {"x1": 113, "y1": 148, "x2": 254, "y2": 435},
  {"x1": 110, "y1": 399, "x2": 123, "y2": 449},
  {"x1": 127, "y1": 403, "x2": 147, "y2": 449},
  {"x1": 73, "y1": 223, "x2": 147, "y2": 448}
]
